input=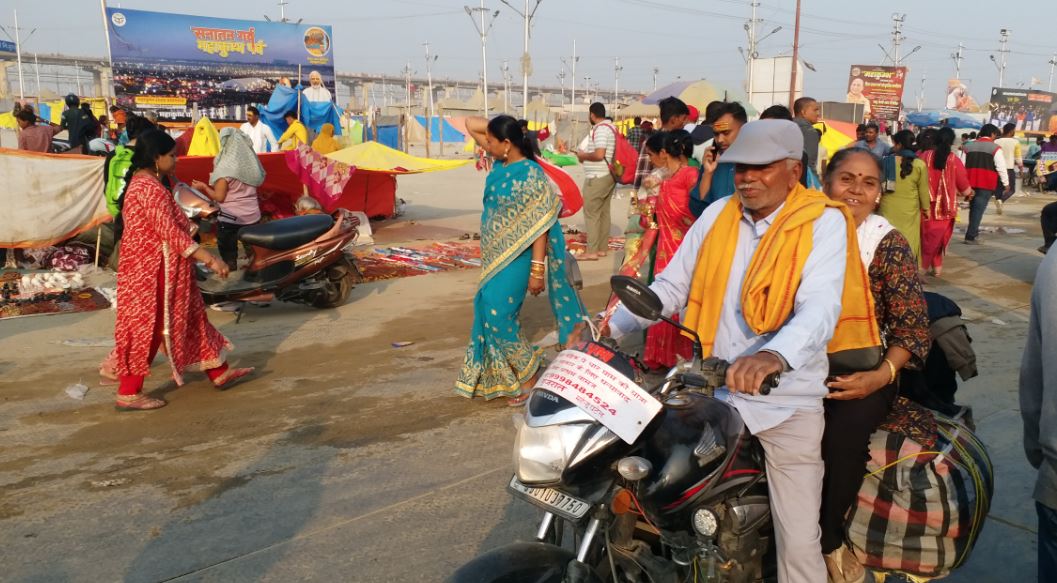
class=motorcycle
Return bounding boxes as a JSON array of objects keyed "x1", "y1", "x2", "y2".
[
  {"x1": 451, "y1": 274, "x2": 785, "y2": 583},
  {"x1": 451, "y1": 274, "x2": 988, "y2": 583},
  {"x1": 174, "y1": 182, "x2": 362, "y2": 312}
]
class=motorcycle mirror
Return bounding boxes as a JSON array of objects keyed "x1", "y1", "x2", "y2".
[
  {"x1": 611, "y1": 275, "x2": 704, "y2": 361},
  {"x1": 611, "y1": 275, "x2": 663, "y2": 321}
]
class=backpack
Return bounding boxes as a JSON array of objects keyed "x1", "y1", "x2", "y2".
[{"x1": 593, "y1": 123, "x2": 638, "y2": 185}]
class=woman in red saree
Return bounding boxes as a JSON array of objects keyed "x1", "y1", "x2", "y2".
[
  {"x1": 918, "y1": 127, "x2": 972, "y2": 276},
  {"x1": 112, "y1": 130, "x2": 253, "y2": 411},
  {"x1": 642, "y1": 130, "x2": 699, "y2": 369}
]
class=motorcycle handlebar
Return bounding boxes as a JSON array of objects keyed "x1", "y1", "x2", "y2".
[{"x1": 703, "y1": 358, "x2": 781, "y2": 396}]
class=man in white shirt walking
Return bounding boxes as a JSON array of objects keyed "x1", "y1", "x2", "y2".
[
  {"x1": 994, "y1": 122, "x2": 1023, "y2": 214},
  {"x1": 576, "y1": 102, "x2": 617, "y2": 261},
  {"x1": 239, "y1": 106, "x2": 278, "y2": 154}
]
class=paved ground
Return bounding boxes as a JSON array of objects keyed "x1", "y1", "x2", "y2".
[{"x1": 0, "y1": 165, "x2": 1048, "y2": 582}]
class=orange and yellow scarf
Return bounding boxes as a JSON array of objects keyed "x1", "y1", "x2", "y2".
[{"x1": 682, "y1": 183, "x2": 880, "y2": 356}]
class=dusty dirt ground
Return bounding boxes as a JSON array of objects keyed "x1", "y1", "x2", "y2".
[{"x1": 0, "y1": 164, "x2": 1048, "y2": 582}]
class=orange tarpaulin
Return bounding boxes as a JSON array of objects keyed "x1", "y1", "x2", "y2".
[{"x1": 175, "y1": 152, "x2": 397, "y2": 219}]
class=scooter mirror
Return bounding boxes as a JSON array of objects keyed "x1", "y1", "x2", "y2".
[{"x1": 611, "y1": 275, "x2": 663, "y2": 321}]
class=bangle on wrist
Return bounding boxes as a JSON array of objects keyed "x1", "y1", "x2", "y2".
[{"x1": 882, "y1": 358, "x2": 898, "y2": 385}]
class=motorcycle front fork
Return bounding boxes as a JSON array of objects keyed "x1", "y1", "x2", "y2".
[{"x1": 537, "y1": 512, "x2": 604, "y2": 561}]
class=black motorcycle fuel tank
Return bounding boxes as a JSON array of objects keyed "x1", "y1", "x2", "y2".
[{"x1": 635, "y1": 392, "x2": 763, "y2": 530}]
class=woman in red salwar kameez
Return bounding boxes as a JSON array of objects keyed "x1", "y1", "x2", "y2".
[
  {"x1": 918, "y1": 127, "x2": 972, "y2": 277},
  {"x1": 642, "y1": 130, "x2": 699, "y2": 369},
  {"x1": 112, "y1": 130, "x2": 252, "y2": 411}
]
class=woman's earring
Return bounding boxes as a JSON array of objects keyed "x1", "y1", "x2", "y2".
[{"x1": 504, "y1": 147, "x2": 510, "y2": 160}]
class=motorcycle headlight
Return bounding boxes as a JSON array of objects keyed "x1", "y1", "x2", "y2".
[{"x1": 514, "y1": 422, "x2": 591, "y2": 485}]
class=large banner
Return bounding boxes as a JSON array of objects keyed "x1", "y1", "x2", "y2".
[
  {"x1": 846, "y1": 65, "x2": 907, "y2": 122},
  {"x1": 987, "y1": 87, "x2": 1056, "y2": 133},
  {"x1": 105, "y1": 8, "x2": 335, "y2": 122}
]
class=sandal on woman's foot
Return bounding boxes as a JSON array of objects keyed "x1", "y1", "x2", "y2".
[
  {"x1": 507, "y1": 393, "x2": 530, "y2": 407},
  {"x1": 115, "y1": 394, "x2": 167, "y2": 412},
  {"x1": 578, "y1": 252, "x2": 601, "y2": 261},
  {"x1": 213, "y1": 367, "x2": 255, "y2": 391}
]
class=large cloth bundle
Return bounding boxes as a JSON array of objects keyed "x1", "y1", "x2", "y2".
[{"x1": 847, "y1": 411, "x2": 993, "y2": 578}]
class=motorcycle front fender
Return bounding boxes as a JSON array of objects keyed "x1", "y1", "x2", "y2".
[{"x1": 446, "y1": 542, "x2": 603, "y2": 583}]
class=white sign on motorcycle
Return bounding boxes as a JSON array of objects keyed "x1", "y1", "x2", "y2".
[{"x1": 534, "y1": 349, "x2": 662, "y2": 444}]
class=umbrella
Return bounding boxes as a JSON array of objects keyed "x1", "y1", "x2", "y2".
[
  {"x1": 817, "y1": 119, "x2": 858, "y2": 155},
  {"x1": 905, "y1": 110, "x2": 983, "y2": 130},
  {"x1": 618, "y1": 80, "x2": 758, "y2": 118},
  {"x1": 326, "y1": 141, "x2": 471, "y2": 174}
]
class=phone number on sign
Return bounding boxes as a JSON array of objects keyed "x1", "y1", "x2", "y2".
[{"x1": 538, "y1": 374, "x2": 618, "y2": 416}]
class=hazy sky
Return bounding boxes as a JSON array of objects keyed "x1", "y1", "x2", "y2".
[{"x1": 6, "y1": 0, "x2": 1057, "y2": 108}]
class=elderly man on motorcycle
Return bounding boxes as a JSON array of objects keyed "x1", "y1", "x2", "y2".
[{"x1": 604, "y1": 119, "x2": 879, "y2": 583}]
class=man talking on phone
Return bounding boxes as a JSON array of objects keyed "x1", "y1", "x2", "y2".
[{"x1": 689, "y1": 101, "x2": 747, "y2": 217}]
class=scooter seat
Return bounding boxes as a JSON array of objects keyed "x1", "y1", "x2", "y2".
[{"x1": 238, "y1": 214, "x2": 334, "y2": 250}]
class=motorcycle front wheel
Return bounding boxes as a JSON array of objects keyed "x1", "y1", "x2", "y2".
[{"x1": 446, "y1": 542, "x2": 605, "y2": 583}]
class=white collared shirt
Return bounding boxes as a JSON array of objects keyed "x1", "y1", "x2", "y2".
[
  {"x1": 239, "y1": 121, "x2": 278, "y2": 154},
  {"x1": 610, "y1": 196, "x2": 848, "y2": 433}
]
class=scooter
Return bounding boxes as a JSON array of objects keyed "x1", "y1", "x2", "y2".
[
  {"x1": 449, "y1": 275, "x2": 990, "y2": 583},
  {"x1": 174, "y1": 182, "x2": 362, "y2": 312}
]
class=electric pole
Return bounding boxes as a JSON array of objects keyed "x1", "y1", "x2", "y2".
[
  {"x1": 569, "y1": 39, "x2": 578, "y2": 145},
  {"x1": 1049, "y1": 54, "x2": 1057, "y2": 92},
  {"x1": 613, "y1": 57, "x2": 622, "y2": 106},
  {"x1": 787, "y1": 0, "x2": 801, "y2": 110},
  {"x1": 889, "y1": 13, "x2": 906, "y2": 65},
  {"x1": 558, "y1": 61, "x2": 566, "y2": 108},
  {"x1": 423, "y1": 42, "x2": 437, "y2": 157},
  {"x1": 403, "y1": 61, "x2": 412, "y2": 128},
  {"x1": 952, "y1": 42, "x2": 964, "y2": 80},
  {"x1": 917, "y1": 69, "x2": 926, "y2": 112},
  {"x1": 997, "y1": 28, "x2": 1011, "y2": 87},
  {"x1": 745, "y1": 1, "x2": 758, "y2": 105},
  {"x1": 499, "y1": 0, "x2": 542, "y2": 114},
  {"x1": 502, "y1": 59, "x2": 511, "y2": 112},
  {"x1": 652, "y1": 67, "x2": 659, "y2": 91},
  {"x1": 0, "y1": 9, "x2": 37, "y2": 101},
  {"x1": 465, "y1": 1, "x2": 499, "y2": 118},
  {"x1": 584, "y1": 75, "x2": 592, "y2": 104}
]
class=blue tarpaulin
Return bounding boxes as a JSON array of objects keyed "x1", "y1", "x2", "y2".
[
  {"x1": 377, "y1": 125, "x2": 400, "y2": 150},
  {"x1": 905, "y1": 110, "x2": 983, "y2": 130},
  {"x1": 260, "y1": 85, "x2": 343, "y2": 140},
  {"x1": 415, "y1": 115, "x2": 463, "y2": 143}
]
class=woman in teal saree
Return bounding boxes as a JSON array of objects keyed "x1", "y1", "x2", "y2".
[{"x1": 456, "y1": 116, "x2": 588, "y2": 404}]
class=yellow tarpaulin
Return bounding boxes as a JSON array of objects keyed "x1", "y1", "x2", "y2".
[
  {"x1": 187, "y1": 117, "x2": 221, "y2": 157},
  {"x1": 0, "y1": 112, "x2": 16, "y2": 129},
  {"x1": 326, "y1": 141, "x2": 471, "y2": 174}
]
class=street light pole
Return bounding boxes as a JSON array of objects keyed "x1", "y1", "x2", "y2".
[
  {"x1": 1049, "y1": 54, "x2": 1057, "y2": 92},
  {"x1": 952, "y1": 42, "x2": 964, "y2": 80},
  {"x1": 652, "y1": 67, "x2": 659, "y2": 91},
  {"x1": 465, "y1": 1, "x2": 499, "y2": 118},
  {"x1": 12, "y1": 9, "x2": 25, "y2": 101},
  {"x1": 613, "y1": 57, "x2": 622, "y2": 107},
  {"x1": 499, "y1": 0, "x2": 541, "y2": 115},
  {"x1": 787, "y1": 0, "x2": 800, "y2": 109}
]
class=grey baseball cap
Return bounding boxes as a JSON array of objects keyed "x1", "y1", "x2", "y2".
[{"x1": 719, "y1": 119, "x2": 804, "y2": 165}]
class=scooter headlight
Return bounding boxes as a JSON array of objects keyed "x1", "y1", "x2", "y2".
[{"x1": 514, "y1": 422, "x2": 590, "y2": 485}]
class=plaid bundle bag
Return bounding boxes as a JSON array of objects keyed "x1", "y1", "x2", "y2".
[{"x1": 846, "y1": 410, "x2": 993, "y2": 579}]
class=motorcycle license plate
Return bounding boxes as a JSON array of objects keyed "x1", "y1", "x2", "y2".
[{"x1": 508, "y1": 476, "x2": 591, "y2": 521}]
